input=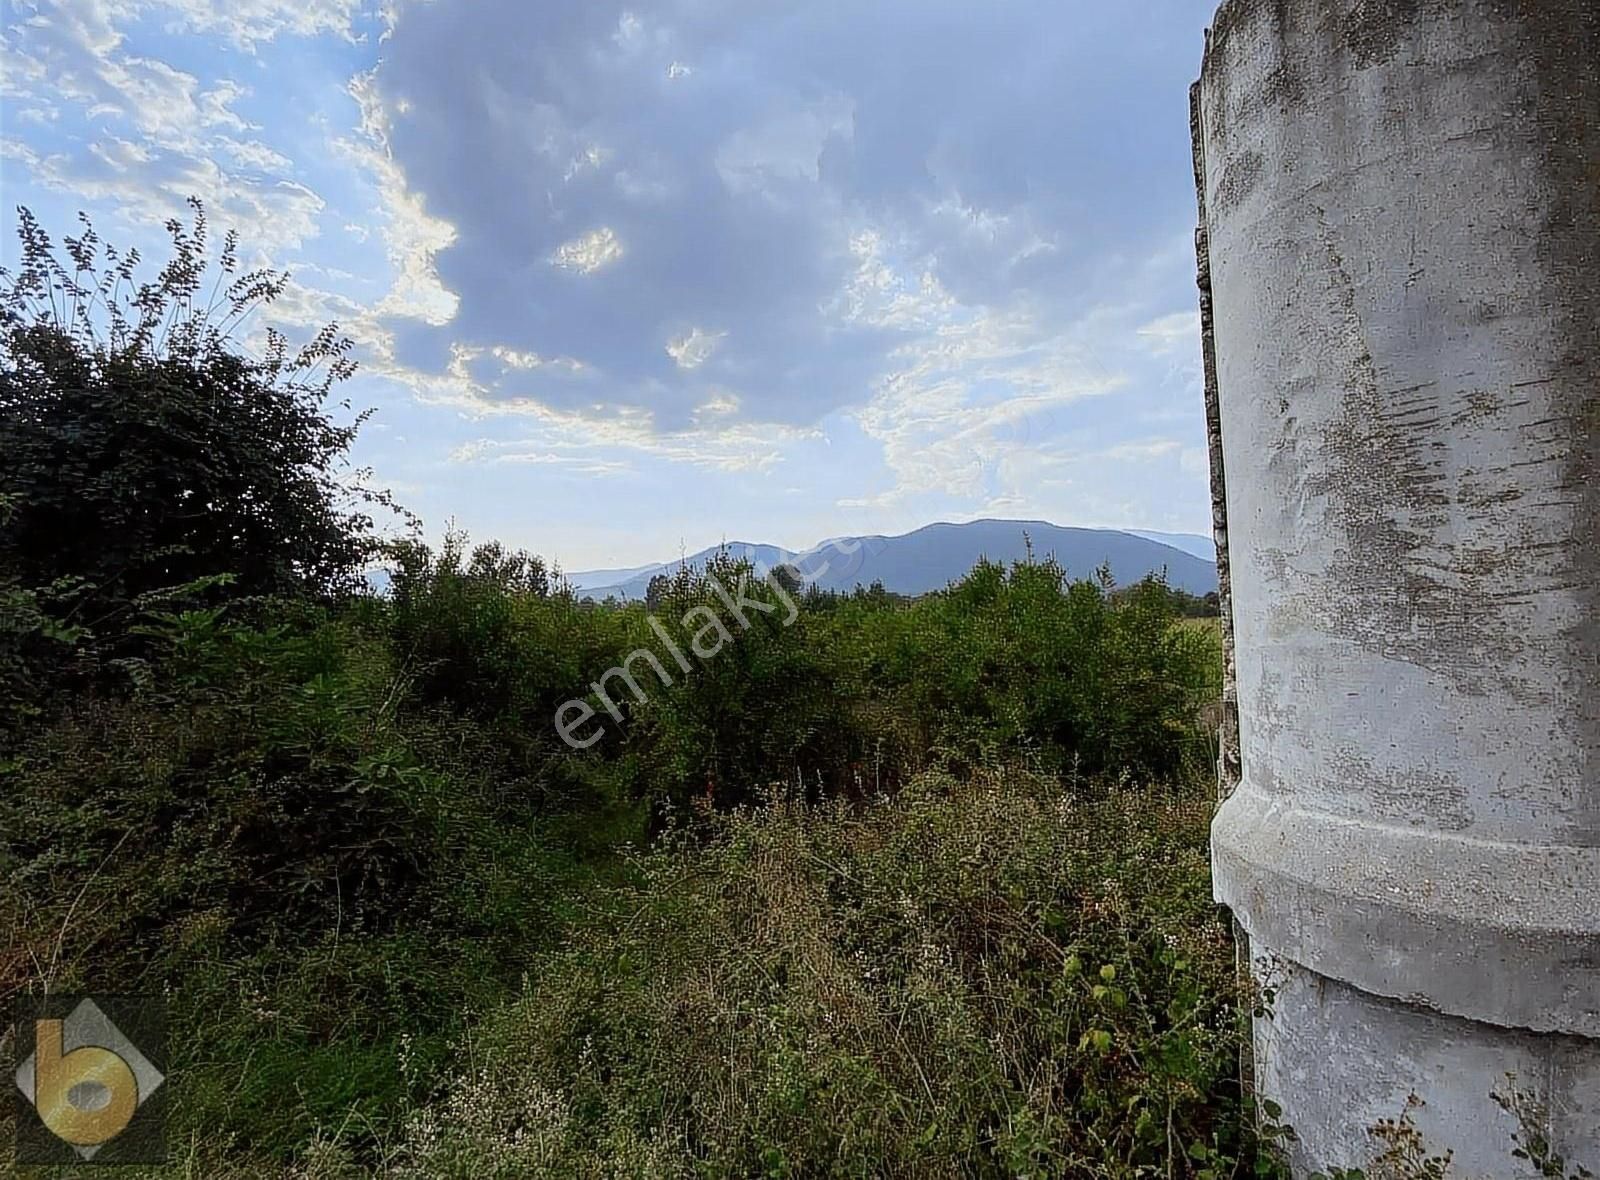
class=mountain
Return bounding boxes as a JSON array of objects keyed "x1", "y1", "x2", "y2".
[
  {"x1": 569, "y1": 519, "x2": 1218, "y2": 600},
  {"x1": 1123, "y1": 529, "x2": 1215, "y2": 561},
  {"x1": 565, "y1": 543, "x2": 797, "y2": 595}
]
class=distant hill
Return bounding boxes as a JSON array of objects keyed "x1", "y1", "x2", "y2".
[
  {"x1": 565, "y1": 542, "x2": 810, "y2": 595},
  {"x1": 1123, "y1": 529, "x2": 1215, "y2": 561},
  {"x1": 569, "y1": 519, "x2": 1218, "y2": 600}
]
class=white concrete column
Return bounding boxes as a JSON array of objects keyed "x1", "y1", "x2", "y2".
[{"x1": 1193, "y1": 1, "x2": 1599, "y2": 1173}]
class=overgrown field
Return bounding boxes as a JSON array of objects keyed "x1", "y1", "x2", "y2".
[
  {"x1": 4, "y1": 551, "x2": 1264, "y2": 1177},
  {"x1": 1, "y1": 206, "x2": 1285, "y2": 1178}
]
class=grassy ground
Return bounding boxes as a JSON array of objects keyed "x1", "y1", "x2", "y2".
[{"x1": 7, "y1": 764, "x2": 1283, "y2": 1179}]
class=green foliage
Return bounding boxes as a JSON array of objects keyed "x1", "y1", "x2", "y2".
[
  {"x1": 380, "y1": 529, "x2": 639, "y2": 810},
  {"x1": 616, "y1": 551, "x2": 850, "y2": 810},
  {"x1": 0, "y1": 202, "x2": 398, "y2": 696},
  {"x1": 9, "y1": 607, "x2": 444, "y2": 972},
  {"x1": 824, "y1": 556, "x2": 1222, "y2": 783},
  {"x1": 384, "y1": 529, "x2": 588, "y2": 724},
  {"x1": 0, "y1": 598, "x2": 611, "y2": 1162},
  {"x1": 1, "y1": 546, "x2": 1237, "y2": 1175},
  {"x1": 374, "y1": 539, "x2": 1218, "y2": 816}
]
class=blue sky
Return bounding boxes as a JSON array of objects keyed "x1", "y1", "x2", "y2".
[{"x1": 1, "y1": 0, "x2": 1214, "y2": 572}]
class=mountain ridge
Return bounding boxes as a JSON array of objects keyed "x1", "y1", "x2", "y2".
[{"x1": 567, "y1": 519, "x2": 1217, "y2": 599}]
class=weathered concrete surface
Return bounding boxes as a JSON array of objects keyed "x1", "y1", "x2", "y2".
[
  {"x1": 1194, "y1": 0, "x2": 1600, "y2": 1173},
  {"x1": 1255, "y1": 953, "x2": 1600, "y2": 1177}
]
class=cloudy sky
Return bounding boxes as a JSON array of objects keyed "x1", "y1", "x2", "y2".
[{"x1": 1, "y1": 0, "x2": 1214, "y2": 571}]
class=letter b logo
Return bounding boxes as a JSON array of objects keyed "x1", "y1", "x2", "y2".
[
  {"x1": 33, "y1": 1018, "x2": 139, "y2": 1146},
  {"x1": 12, "y1": 996, "x2": 166, "y2": 1163}
]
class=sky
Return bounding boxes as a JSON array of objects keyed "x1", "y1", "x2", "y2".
[{"x1": 0, "y1": 0, "x2": 1216, "y2": 573}]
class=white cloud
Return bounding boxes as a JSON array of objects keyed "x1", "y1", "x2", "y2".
[
  {"x1": 448, "y1": 443, "x2": 633, "y2": 477},
  {"x1": 490, "y1": 345, "x2": 585, "y2": 374},
  {"x1": 714, "y1": 96, "x2": 853, "y2": 195},
  {"x1": 549, "y1": 226, "x2": 624, "y2": 274},
  {"x1": 1100, "y1": 439, "x2": 1182, "y2": 461},
  {"x1": 358, "y1": 321, "x2": 814, "y2": 478},
  {"x1": 833, "y1": 226, "x2": 1130, "y2": 508},
  {"x1": 13, "y1": 135, "x2": 326, "y2": 254},
  {"x1": 197, "y1": 79, "x2": 254, "y2": 132},
  {"x1": 445, "y1": 407, "x2": 817, "y2": 476},
  {"x1": 343, "y1": 69, "x2": 460, "y2": 325},
  {"x1": 695, "y1": 391, "x2": 739, "y2": 417},
  {"x1": 489, "y1": 346, "x2": 543, "y2": 370},
  {"x1": 562, "y1": 143, "x2": 610, "y2": 182},
  {"x1": 125, "y1": 0, "x2": 363, "y2": 51},
  {"x1": 0, "y1": 0, "x2": 330, "y2": 254},
  {"x1": 217, "y1": 137, "x2": 293, "y2": 172},
  {"x1": 613, "y1": 11, "x2": 644, "y2": 50},
  {"x1": 1136, "y1": 309, "x2": 1200, "y2": 354},
  {"x1": 829, "y1": 227, "x2": 957, "y2": 332},
  {"x1": 612, "y1": 167, "x2": 677, "y2": 203},
  {"x1": 88, "y1": 136, "x2": 153, "y2": 169},
  {"x1": 0, "y1": 0, "x2": 1219, "y2": 551},
  {"x1": 665, "y1": 327, "x2": 725, "y2": 370}
]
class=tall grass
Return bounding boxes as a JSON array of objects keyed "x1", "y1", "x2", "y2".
[{"x1": 378, "y1": 766, "x2": 1258, "y2": 1179}]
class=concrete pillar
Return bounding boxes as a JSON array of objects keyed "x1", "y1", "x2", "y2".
[{"x1": 1191, "y1": 1, "x2": 1599, "y2": 1174}]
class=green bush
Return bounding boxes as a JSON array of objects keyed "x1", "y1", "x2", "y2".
[
  {"x1": 0, "y1": 205, "x2": 389, "y2": 637},
  {"x1": 0, "y1": 601, "x2": 606, "y2": 1162},
  {"x1": 614, "y1": 552, "x2": 863, "y2": 811},
  {"x1": 825, "y1": 557, "x2": 1221, "y2": 783},
  {"x1": 1, "y1": 544, "x2": 1230, "y2": 1175}
]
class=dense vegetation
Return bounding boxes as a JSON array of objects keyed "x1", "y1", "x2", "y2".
[{"x1": 0, "y1": 208, "x2": 1285, "y2": 1178}]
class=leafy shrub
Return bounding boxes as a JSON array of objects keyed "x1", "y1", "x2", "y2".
[
  {"x1": 0, "y1": 600, "x2": 600, "y2": 1161},
  {"x1": 829, "y1": 557, "x2": 1221, "y2": 783},
  {"x1": 0, "y1": 203, "x2": 399, "y2": 726},
  {"x1": 615, "y1": 551, "x2": 862, "y2": 811},
  {"x1": 380, "y1": 529, "x2": 640, "y2": 811}
]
